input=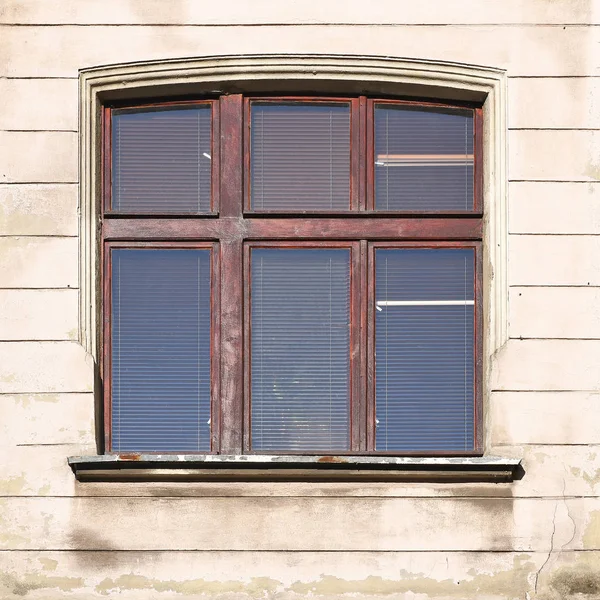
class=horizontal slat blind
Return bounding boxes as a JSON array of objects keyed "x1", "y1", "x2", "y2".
[
  {"x1": 112, "y1": 105, "x2": 212, "y2": 213},
  {"x1": 251, "y1": 248, "x2": 351, "y2": 451},
  {"x1": 250, "y1": 103, "x2": 351, "y2": 211},
  {"x1": 111, "y1": 249, "x2": 211, "y2": 452},
  {"x1": 375, "y1": 248, "x2": 475, "y2": 452},
  {"x1": 375, "y1": 105, "x2": 474, "y2": 211}
]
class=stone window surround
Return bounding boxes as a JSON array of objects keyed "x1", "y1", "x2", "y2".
[{"x1": 74, "y1": 54, "x2": 516, "y2": 481}]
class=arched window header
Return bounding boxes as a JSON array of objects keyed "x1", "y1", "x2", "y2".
[{"x1": 79, "y1": 54, "x2": 507, "y2": 360}]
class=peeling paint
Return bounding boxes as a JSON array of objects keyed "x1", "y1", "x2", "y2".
[
  {"x1": 584, "y1": 511, "x2": 600, "y2": 548},
  {"x1": 0, "y1": 571, "x2": 84, "y2": 596},
  {"x1": 1, "y1": 373, "x2": 17, "y2": 385},
  {"x1": 92, "y1": 557, "x2": 534, "y2": 598},
  {"x1": 290, "y1": 558, "x2": 533, "y2": 597},
  {"x1": 0, "y1": 475, "x2": 26, "y2": 495},
  {"x1": 0, "y1": 532, "x2": 28, "y2": 547},
  {"x1": 582, "y1": 471, "x2": 600, "y2": 488},
  {"x1": 35, "y1": 395, "x2": 60, "y2": 404},
  {"x1": 37, "y1": 557, "x2": 58, "y2": 572},
  {"x1": 585, "y1": 161, "x2": 600, "y2": 181},
  {"x1": 96, "y1": 574, "x2": 282, "y2": 596},
  {"x1": 37, "y1": 484, "x2": 51, "y2": 496}
]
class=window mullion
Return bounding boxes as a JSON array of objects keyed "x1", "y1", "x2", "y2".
[
  {"x1": 365, "y1": 98, "x2": 375, "y2": 211},
  {"x1": 218, "y1": 94, "x2": 244, "y2": 454},
  {"x1": 357, "y1": 96, "x2": 367, "y2": 212},
  {"x1": 366, "y1": 242, "x2": 376, "y2": 452},
  {"x1": 350, "y1": 97, "x2": 361, "y2": 211},
  {"x1": 357, "y1": 239, "x2": 368, "y2": 452}
]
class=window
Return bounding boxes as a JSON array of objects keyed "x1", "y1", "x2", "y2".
[{"x1": 100, "y1": 94, "x2": 483, "y2": 457}]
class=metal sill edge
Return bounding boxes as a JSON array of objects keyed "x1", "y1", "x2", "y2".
[{"x1": 68, "y1": 454, "x2": 523, "y2": 483}]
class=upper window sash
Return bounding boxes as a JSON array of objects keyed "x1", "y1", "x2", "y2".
[{"x1": 102, "y1": 96, "x2": 482, "y2": 218}]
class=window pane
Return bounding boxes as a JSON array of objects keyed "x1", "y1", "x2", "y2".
[
  {"x1": 251, "y1": 248, "x2": 351, "y2": 451},
  {"x1": 111, "y1": 249, "x2": 211, "y2": 452},
  {"x1": 375, "y1": 105, "x2": 474, "y2": 211},
  {"x1": 112, "y1": 105, "x2": 212, "y2": 213},
  {"x1": 250, "y1": 103, "x2": 351, "y2": 210},
  {"x1": 375, "y1": 248, "x2": 475, "y2": 452}
]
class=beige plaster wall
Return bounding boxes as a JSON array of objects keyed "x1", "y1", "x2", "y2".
[{"x1": 1, "y1": 1, "x2": 600, "y2": 598}]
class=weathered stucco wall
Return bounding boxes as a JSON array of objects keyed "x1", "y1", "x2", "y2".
[{"x1": 2, "y1": 0, "x2": 600, "y2": 598}]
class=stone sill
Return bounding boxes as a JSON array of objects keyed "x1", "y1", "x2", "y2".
[{"x1": 68, "y1": 454, "x2": 522, "y2": 483}]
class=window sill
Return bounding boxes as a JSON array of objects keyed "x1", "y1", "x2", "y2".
[{"x1": 68, "y1": 454, "x2": 522, "y2": 483}]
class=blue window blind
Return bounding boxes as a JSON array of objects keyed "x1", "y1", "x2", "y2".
[
  {"x1": 375, "y1": 105, "x2": 474, "y2": 211},
  {"x1": 251, "y1": 248, "x2": 351, "y2": 451},
  {"x1": 375, "y1": 248, "x2": 475, "y2": 452},
  {"x1": 251, "y1": 103, "x2": 351, "y2": 211},
  {"x1": 112, "y1": 105, "x2": 212, "y2": 213},
  {"x1": 111, "y1": 249, "x2": 211, "y2": 452}
]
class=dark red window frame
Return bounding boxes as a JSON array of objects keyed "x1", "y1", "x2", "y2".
[{"x1": 101, "y1": 93, "x2": 484, "y2": 456}]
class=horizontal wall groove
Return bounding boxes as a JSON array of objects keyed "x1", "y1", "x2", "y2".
[
  {"x1": 0, "y1": 287, "x2": 78, "y2": 291},
  {"x1": 0, "y1": 129, "x2": 78, "y2": 133},
  {"x1": 0, "y1": 548, "x2": 535, "y2": 553},
  {"x1": 493, "y1": 442, "x2": 600, "y2": 446},
  {"x1": 0, "y1": 182, "x2": 77, "y2": 186},
  {"x1": 0, "y1": 181, "x2": 78, "y2": 185},
  {"x1": 509, "y1": 179, "x2": 600, "y2": 183},
  {"x1": 2, "y1": 495, "x2": 600, "y2": 500},
  {"x1": 510, "y1": 75, "x2": 600, "y2": 79},
  {"x1": 508, "y1": 233, "x2": 600, "y2": 237},
  {"x1": 507, "y1": 285, "x2": 600, "y2": 288},
  {"x1": 0, "y1": 340, "x2": 79, "y2": 343},
  {"x1": 491, "y1": 389, "x2": 600, "y2": 393},
  {"x1": 508, "y1": 336, "x2": 600, "y2": 341},
  {"x1": 0, "y1": 76, "x2": 78, "y2": 80},
  {"x1": 511, "y1": 285, "x2": 600, "y2": 288},
  {"x1": 492, "y1": 390, "x2": 600, "y2": 394},
  {"x1": 0, "y1": 391, "x2": 87, "y2": 396},
  {"x1": 2, "y1": 496, "x2": 589, "y2": 502},
  {"x1": 14, "y1": 443, "x2": 78, "y2": 447},
  {"x1": 2, "y1": 22, "x2": 600, "y2": 27},
  {"x1": 0, "y1": 235, "x2": 78, "y2": 239},
  {"x1": 509, "y1": 181, "x2": 600, "y2": 184},
  {"x1": 509, "y1": 127, "x2": 600, "y2": 131}
]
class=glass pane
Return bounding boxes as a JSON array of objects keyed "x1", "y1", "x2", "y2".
[
  {"x1": 375, "y1": 104, "x2": 474, "y2": 211},
  {"x1": 112, "y1": 105, "x2": 212, "y2": 213},
  {"x1": 251, "y1": 248, "x2": 351, "y2": 451},
  {"x1": 111, "y1": 249, "x2": 211, "y2": 452},
  {"x1": 375, "y1": 248, "x2": 475, "y2": 452},
  {"x1": 251, "y1": 103, "x2": 351, "y2": 211}
]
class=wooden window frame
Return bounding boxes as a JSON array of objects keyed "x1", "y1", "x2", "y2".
[{"x1": 101, "y1": 93, "x2": 484, "y2": 457}]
